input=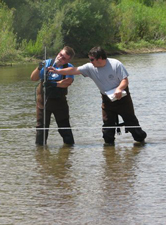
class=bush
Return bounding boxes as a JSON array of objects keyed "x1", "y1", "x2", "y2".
[
  {"x1": 61, "y1": 0, "x2": 114, "y2": 56},
  {"x1": 114, "y1": 0, "x2": 166, "y2": 44},
  {"x1": 0, "y1": 2, "x2": 17, "y2": 61},
  {"x1": 21, "y1": 10, "x2": 64, "y2": 58}
]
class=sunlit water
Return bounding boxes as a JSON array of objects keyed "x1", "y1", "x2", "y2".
[{"x1": 0, "y1": 53, "x2": 166, "y2": 224}]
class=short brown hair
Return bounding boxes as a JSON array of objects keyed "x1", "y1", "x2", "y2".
[
  {"x1": 63, "y1": 46, "x2": 75, "y2": 59},
  {"x1": 88, "y1": 46, "x2": 107, "y2": 60}
]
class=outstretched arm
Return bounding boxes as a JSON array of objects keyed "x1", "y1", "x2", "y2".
[{"x1": 48, "y1": 66, "x2": 81, "y2": 75}]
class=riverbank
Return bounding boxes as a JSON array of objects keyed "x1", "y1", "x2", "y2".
[
  {"x1": 108, "y1": 45, "x2": 166, "y2": 56},
  {"x1": 0, "y1": 46, "x2": 166, "y2": 66},
  {"x1": 123, "y1": 47, "x2": 166, "y2": 54}
]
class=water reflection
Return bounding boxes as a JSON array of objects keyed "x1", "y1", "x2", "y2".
[
  {"x1": 35, "y1": 145, "x2": 74, "y2": 185},
  {"x1": 101, "y1": 144, "x2": 147, "y2": 224},
  {"x1": 102, "y1": 143, "x2": 143, "y2": 194},
  {"x1": 34, "y1": 142, "x2": 148, "y2": 224}
]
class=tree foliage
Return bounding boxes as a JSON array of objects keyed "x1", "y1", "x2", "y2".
[
  {"x1": 0, "y1": 1, "x2": 17, "y2": 61},
  {"x1": 1, "y1": 0, "x2": 166, "y2": 60},
  {"x1": 114, "y1": 0, "x2": 166, "y2": 43},
  {"x1": 61, "y1": 0, "x2": 114, "y2": 55}
]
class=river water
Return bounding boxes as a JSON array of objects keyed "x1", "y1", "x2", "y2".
[{"x1": 0, "y1": 53, "x2": 166, "y2": 225}]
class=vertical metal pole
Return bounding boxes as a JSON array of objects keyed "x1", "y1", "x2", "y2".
[{"x1": 43, "y1": 46, "x2": 47, "y2": 146}]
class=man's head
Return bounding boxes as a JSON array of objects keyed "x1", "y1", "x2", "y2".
[
  {"x1": 55, "y1": 46, "x2": 75, "y2": 67},
  {"x1": 88, "y1": 46, "x2": 107, "y2": 60},
  {"x1": 88, "y1": 46, "x2": 107, "y2": 67}
]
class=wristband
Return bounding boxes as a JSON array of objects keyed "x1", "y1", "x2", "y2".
[
  {"x1": 38, "y1": 60, "x2": 45, "y2": 71},
  {"x1": 38, "y1": 67, "x2": 42, "y2": 71}
]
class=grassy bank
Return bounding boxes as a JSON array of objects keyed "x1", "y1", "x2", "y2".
[
  {"x1": 0, "y1": 41, "x2": 166, "y2": 66},
  {"x1": 116, "y1": 40, "x2": 166, "y2": 54}
]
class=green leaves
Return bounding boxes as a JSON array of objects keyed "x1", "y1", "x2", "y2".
[
  {"x1": 114, "y1": 0, "x2": 166, "y2": 44},
  {"x1": 0, "y1": 2, "x2": 17, "y2": 61},
  {"x1": 61, "y1": 0, "x2": 113, "y2": 55},
  {"x1": 1, "y1": 0, "x2": 166, "y2": 61}
]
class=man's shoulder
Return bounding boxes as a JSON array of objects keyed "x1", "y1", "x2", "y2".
[
  {"x1": 67, "y1": 63, "x2": 74, "y2": 67},
  {"x1": 107, "y1": 58, "x2": 123, "y2": 68},
  {"x1": 107, "y1": 58, "x2": 120, "y2": 64}
]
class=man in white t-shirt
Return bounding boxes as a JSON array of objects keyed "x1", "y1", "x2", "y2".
[{"x1": 48, "y1": 46, "x2": 147, "y2": 145}]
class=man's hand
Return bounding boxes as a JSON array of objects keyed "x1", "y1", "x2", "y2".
[
  {"x1": 47, "y1": 66, "x2": 57, "y2": 73},
  {"x1": 114, "y1": 77, "x2": 128, "y2": 99},
  {"x1": 38, "y1": 60, "x2": 45, "y2": 71},
  {"x1": 114, "y1": 88, "x2": 123, "y2": 100}
]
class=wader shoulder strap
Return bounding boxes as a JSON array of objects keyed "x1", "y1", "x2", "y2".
[
  {"x1": 62, "y1": 63, "x2": 69, "y2": 79},
  {"x1": 50, "y1": 58, "x2": 55, "y2": 66}
]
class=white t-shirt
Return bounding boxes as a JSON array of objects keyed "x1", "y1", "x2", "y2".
[{"x1": 78, "y1": 58, "x2": 129, "y2": 94}]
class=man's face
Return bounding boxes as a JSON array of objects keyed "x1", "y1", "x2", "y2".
[
  {"x1": 55, "y1": 50, "x2": 71, "y2": 66},
  {"x1": 89, "y1": 56, "x2": 102, "y2": 67}
]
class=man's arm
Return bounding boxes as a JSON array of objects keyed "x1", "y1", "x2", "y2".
[
  {"x1": 57, "y1": 78, "x2": 74, "y2": 88},
  {"x1": 114, "y1": 77, "x2": 129, "y2": 100},
  {"x1": 48, "y1": 66, "x2": 81, "y2": 75},
  {"x1": 30, "y1": 66, "x2": 74, "y2": 87},
  {"x1": 30, "y1": 67, "x2": 40, "y2": 81}
]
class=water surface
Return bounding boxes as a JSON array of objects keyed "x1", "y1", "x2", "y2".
[{"x1": 0, "y1": 53, "x2": 166, "y2": 224}]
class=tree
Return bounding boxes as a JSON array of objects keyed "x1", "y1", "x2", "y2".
[
  {"x1": 0, "y1": 1, "x2": 17, "y2": 61},
  {"x1": 61, "y1": 0, "x2": 114, "y2": 55},
  {"x1": 2, "y1": 0, "x2": 59, "y2": 42}
]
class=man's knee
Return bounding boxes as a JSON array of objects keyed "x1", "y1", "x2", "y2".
[
  {"x1": 129, "y1": 128, "x2": 147, "y2": 142},
  {"x1": 62, "y1": 130, "x2": 75, "y2": 144},
  {"x1": 58, "y1": 128, "x2": 75, "y2": 144},
  {"x1": 63, "y1": 135, "x2": 75, "y2": 145},
  {"x1": 102, "y1": 128, "x2": 115, "y2": 144},
  {"x1": 36, "y1": 130, "x2": 48, "y2": 145}
]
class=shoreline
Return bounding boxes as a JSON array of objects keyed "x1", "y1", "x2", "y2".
[
  {"x1": 0, "y1": 47, "x2": 166, "y2": 66},
  {"x1": 108, "y1": 47, "x2": 166, "y2": 56},
  {"x1": 123, "y1": 47, "x2": 166, "y2": 54}
]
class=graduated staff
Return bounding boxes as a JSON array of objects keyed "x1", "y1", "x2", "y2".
[
  {"x1": 30, "y1": 46, "x2": 75, "y2": 146},
  {"x1": 48, "y1": 46, "x2": 147, "y2": 145}
]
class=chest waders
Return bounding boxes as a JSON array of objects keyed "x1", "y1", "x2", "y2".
[
  {"x1": 36, "y1": 60, "x2": 68, "y2": 109},
  {"x1": 102, "y1": 86, "x2": 147, "y2": 144},
  {"x1": 35, "y1": 61, "x2": 74, "y2": 146}
]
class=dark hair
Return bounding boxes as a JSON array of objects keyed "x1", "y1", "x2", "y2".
[
  {"x1": 88, "y1": 46, "x2": 107, "y2": 60},
  {"x1": 63, "y1": 46, "x2": 75, "y2": 59}
]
